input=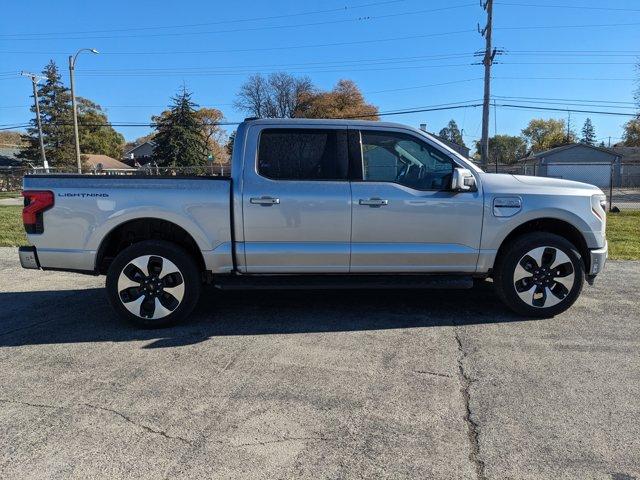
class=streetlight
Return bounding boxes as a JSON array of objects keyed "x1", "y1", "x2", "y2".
[{"x1": 69, "y1": 48, "x2": 99, "y2": 174}]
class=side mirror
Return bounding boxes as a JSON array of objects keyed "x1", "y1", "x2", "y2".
[{"x1": 451, "y1": 168, "x2": 476, "y2": 191}]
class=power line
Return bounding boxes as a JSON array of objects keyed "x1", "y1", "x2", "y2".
[
  {"x1": 77, "y1": 52, "x2": 477, "y2": 74},
  {"x1": 494, "y1": 103, "x2": 639, "y2": 117},
  {"x1": 0, "y1": 29, "x2": 482, "y2": 55},
  {"x1": 493, "y1": 75, "x2": 635, "y2": 81},
  {"x1": 5, "y1": 100, "x2": 637, "y2": 133},
  {"x1": 4, "y1": 19, "x2": 636, "y2": 55},
  {"x1": 367, "y1": 78, "x2": 484, "y2": 94},
  {"x1": 495, "y1": 21, "x2": 640, "y2": 31},
  {"x1": 495, "y1": 2, "x2": 640, "y2": 13},
  {"x1": 2, "y1": 4, "x2": 476, "y2": 42},
  {"x1": 494, "y1": 98, "x2": 638, "y2": 110},
  {"x1": 493, "y1": 95, "x2": 637, "y2": 106},
  {"x1": 0, "y1": 0, "x2": 413, "y2": 37}
]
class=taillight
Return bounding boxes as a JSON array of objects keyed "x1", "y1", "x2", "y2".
[{"x1": 22, "y1": 190, "x2": 54, "y2": 234}]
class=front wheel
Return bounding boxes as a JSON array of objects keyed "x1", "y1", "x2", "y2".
[
  {"x1": 106, "y1": 240, "x2": 201, "y2": 328},
  {"x1": 494, "y1": 233, "x2": 585, "y2": 317}
]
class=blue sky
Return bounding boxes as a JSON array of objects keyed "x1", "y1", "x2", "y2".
[{"x1": 1, "y1": 0, "x2": 639, "y2": 148}]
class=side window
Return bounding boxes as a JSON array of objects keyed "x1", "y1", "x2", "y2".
[
  {"x1": 258, "y1": 128, "x2": 347, "y2": 180},
  {"x1": 361, "y1": 131, "x2": 455, "y2": 190}
]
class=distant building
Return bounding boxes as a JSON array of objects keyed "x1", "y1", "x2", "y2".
[
  {"x1": 612, "y1": 146, "x2": 640, "y2": 187},
  {"x1": 123, "y1": 141, "x2": 155, "y2": 167},
  {"x1": 518, "y1": 143, "x2": 621, "y2": 188},
  {"x1": 83, "y1": 154, "x2": 133, "y2": 171},
  {"x1": 0, "y1": 146, "x2": 33, "y2": 167}
]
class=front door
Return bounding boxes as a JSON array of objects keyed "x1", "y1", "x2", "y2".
[
  {"x1": 350, "y1": 128, "x2": 484, "y2": 272},
  {"x1": 242, "y1": 125, "x2": 351, "y2": 273}
]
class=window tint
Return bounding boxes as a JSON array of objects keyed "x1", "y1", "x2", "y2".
[
  {"x1": 258, "y1": 128, "x2": 347, "y2": 180},
  {"x1": 361, "y1": 131, "x2": 455, "y2": 190}
]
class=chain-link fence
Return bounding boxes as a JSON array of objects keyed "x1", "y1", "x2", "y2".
[
  {"x1": 492, "y1": 161, "x2": 640, "y2": 211},
  {"x1": 1, "y1": 164, "x2": 229, "y2": 194}
]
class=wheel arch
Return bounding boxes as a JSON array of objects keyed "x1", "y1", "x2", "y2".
[
  {"x1": 493, "y1": 217, "x2": 590, "y2": 273},
  {"x1": 96, "y1": 217, "x2": 206, "y2": 274}
]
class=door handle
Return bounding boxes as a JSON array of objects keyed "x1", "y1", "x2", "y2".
[
  {"x1": 250, "y1": 196, "x2": 280, "y2": 205},
  {"x1": 359, "y1": 198, "x2": 389, "y2": 207}
]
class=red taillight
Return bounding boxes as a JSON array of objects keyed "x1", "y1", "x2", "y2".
[{"x1": 22, "y1": 190, "x2": 54, "y2": 234}]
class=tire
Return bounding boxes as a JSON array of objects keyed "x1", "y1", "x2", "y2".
[
  {"x1": 494, "y1": 232, "x2": 585, "y2": 318},
  {"x1": 106, "y1": 240, "x2": 202, "y2": 328}
]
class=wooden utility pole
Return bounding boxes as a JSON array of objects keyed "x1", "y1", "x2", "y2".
[
  {"x1": 479, "y1": 0, "x2": 494, "y2": 170},
  {"x1": 20, "y1": 71, "x2": 47, "y2": 167}
]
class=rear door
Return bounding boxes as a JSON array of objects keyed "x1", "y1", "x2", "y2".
[
  {"x1": 241, "y1": 125, "x2": 351, "y2": 273},
  {"x1": 349, "y1": 127, "x2": 483, "y2": 272}
]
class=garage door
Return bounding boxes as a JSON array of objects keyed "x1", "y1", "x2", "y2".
[{"x1": 547, "y1": 163, "x2": 611, "y2": 188}]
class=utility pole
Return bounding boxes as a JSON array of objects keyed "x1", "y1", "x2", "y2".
[
  {"x1": 20, "y1": 71, "x2": 47, "y2": 168},
  {"x1": 69, "y1": 48, "x2": 99, "y2": 174},
  {"x1": 479, "y1": 0, "x2": 494, "y2": 170}
]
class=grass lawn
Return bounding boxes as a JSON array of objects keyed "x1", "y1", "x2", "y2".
[
  {"x1": 0, "y1": 191, "x2": 21, "y2": 199},
  {"x1": 607, "y1": 211, "x2": 640, "y2": 260},
  {"x1": 0, "y1": 204, "x2": 638, "y2": 259},
  {"x1": 0, "y1": 205, "x2": 25, "y2": 247}
]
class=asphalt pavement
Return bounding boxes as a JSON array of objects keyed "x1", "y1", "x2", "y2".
[{"x1": 0, "y1": 247, "x2": 638, "y2": 479}]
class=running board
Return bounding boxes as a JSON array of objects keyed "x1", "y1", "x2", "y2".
[{"x1": 214, "y1": 274, "x2": 474, "y2": 290}]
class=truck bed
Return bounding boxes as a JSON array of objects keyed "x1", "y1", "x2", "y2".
[{"x1": 22, "y1": 175, "x2": 233, "y2": 274}]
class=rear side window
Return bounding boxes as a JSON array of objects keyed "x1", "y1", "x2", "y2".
[{"x1": 258, "y1": 128, "x2": 348, "y2": 180}]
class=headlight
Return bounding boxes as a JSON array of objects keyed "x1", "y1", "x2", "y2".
[{"x1": 591, "y1": 194, "x2": 607, "y2": 221}]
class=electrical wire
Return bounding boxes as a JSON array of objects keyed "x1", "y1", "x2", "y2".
[
  {"x1": 2, "y1": 4, "x2": 476, "y2": 42},
  {"x1": 495, "y1": 2, "x2": 640, "y2": 13},
  {"x1": 0, "y1": 0, "x2": 413, "y2": 37}
]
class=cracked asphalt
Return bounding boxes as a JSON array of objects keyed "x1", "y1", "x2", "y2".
[{"x1": 0, "y1": 247, "x2": 638, "y2": 479}]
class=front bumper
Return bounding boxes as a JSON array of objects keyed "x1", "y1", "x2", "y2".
[
  {"x1": 19, "y1": 246, "x2": 40, "y2": 269},
  {"x1": 588, "y1": 241, "x2": 608, "y2": 276}
]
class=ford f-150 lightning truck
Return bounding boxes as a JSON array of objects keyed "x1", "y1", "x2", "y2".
[{"x1": 19, "y1": 118, "x2": 608, "y2": 327}]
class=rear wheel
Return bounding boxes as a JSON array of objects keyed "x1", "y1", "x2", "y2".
[
  {"x1": 106, "y1": 240, "x2": 201, "y2": 328},
  {"x1": 494, "y1": 233, "x2": 585, "y2": 317}
]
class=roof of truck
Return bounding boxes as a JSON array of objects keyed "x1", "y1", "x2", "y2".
[{"x1": 242, "y1": 117, "x2": 414, "y2": 129}]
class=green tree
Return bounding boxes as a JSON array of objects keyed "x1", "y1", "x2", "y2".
[
  {"x1": 438, "y1": 119, "x2": 466, "y2": 147},
  {"x1": 522, "y1": 118, "x2": 573, "y2": 152},
  {"x1": 18, "y1": 60, "x2": 75, "y2": 167},
  {"x1": 19, "y1": 60, "x2": 125, "y2": 167},
  {"x1": 77, "y1": 98, "x2": 125, "y2": 159},
  {"x1": 622, "y1": 118, "x2": 640, "y2": 146},
  {"x1": 580, "y1": 118, "x2": 596, "y2": 145},
  {"x1": 152, "y1": 87, "x2": 208, "y2": 167},
  {"x1": 475, "y1": 135, "x2": 527, "y2": 165}
]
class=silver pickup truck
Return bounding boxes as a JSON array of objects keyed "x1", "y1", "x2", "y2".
[{"x1": 19, "y1": 118, "x2": 608, "y2": 327}]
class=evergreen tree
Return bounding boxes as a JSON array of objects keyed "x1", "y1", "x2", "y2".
[
  {"x1": 18, "y1": 60, "x2": 75, "y2": 167},
  {"x1": 438, "y1": 119, "x2": 466, "y2": 147},
  {"x1": 152, "y1": 87, "x2": 208, "y2": 167},
  {"x1": 226, "y1": 130, "x2": 236, "y2": 157},
  {"x1": 580, "y1": 118, "x2": 596, "y2": 145}
]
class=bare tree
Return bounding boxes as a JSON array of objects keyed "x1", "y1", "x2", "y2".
[
  {"x1": 234, "y1": 72, "x2": 315, "y2": 118},
  {"x1": 234, "y1": 74, "x2": 269, "y2": 117}
]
